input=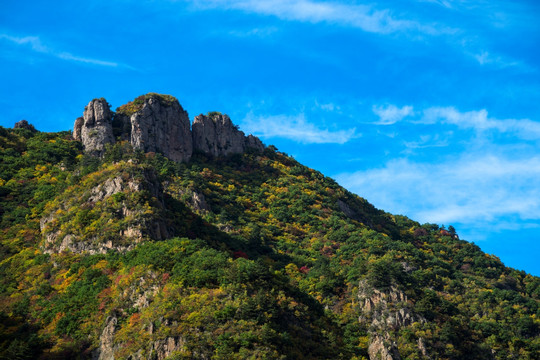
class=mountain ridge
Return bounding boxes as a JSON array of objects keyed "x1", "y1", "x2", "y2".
[{"x1": 0, "y1": 94, "x2": 538, "y2": 359}]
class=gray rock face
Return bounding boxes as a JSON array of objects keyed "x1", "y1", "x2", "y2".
[
  {"x1": 192, "y1": 113, "x2": 264, "y2": 157},
  {"x1": 192, "y1": 113, "x2": 244, "y2": 157},
  {"x1": 14, "y1": 120, "x2": 37, "y2": 132},
  {"x1": 246, "y1": 134, "x2": 264, "y2": 152},
  {"x1": 73, "y1": 94, "x2": 264, "y2": 162},
  {"x1": 80, "y1": 99, "x2": 115, "y2": 155},
  {"x1": 190, "y1": 190, "x2": 209, "y2": 212},
  {"x1": 357, "y1": 279, "x2": 428, "y2": 360},
  {"x1": 128, "y1": 95, "x2": 192, "y2": 162},
  {"x1": 148, "y1": 335, "x2": 185, "y2": 360},
  {"x1": 73, "y1": 117, "x2": 83, "y2": 141},
  {"x1": 94, "y1": 315, "x2": 118, "y2": 360}
]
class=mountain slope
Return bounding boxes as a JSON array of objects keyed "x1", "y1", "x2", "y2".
[{"x1": 0, "y1": 96, "x2": 538, "y2": 360}]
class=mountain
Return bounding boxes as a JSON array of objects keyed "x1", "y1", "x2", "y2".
[{"x1": 0, "y1": 93, "x2": 538, "y2": 360}]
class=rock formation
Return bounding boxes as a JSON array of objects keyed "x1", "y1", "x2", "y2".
[
  {"x1": 73, "y1": 117, "x2": 83, "y2": 141},
  {"x1": 40, "y1": 164, "x2": 168, "y2": 255},
  {"x1": 358, "y1": 279, "x2": 428, "y2": 360},
  {"x1": 246, "y1": 134, "x2": 265, "y2": 152},
  {"x1": 192, "y1": 113, "x2": 263, "y2": 157},
  {"x1": 95, "y1": 315, "x2": 118, "y2": 360},
  {"x1": 73, "y1": 93, "x2": 264, "y2": 162},
  {"x1": 78, "y1": 98, "x2": 115, "y2": 155},
  {"x1": 116, "y1": 94, "x2": 193, "y2": 162},
  {"x1": 14, "y1": 119, "x2": 37, "y2": 132}
]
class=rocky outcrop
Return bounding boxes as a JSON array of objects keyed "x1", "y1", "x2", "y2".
[
  {"x1": 93, "y1": 269, "x2": 185, "y2": 360},
  {"x1": 40, "y1": 164, "x2": 168, "y2": 254},
  {"x1": 147, "y1": 335, "x2": 185, "y2": 360},
  {"x1": 118, "y1": 95, "x2": 193, "y2": 162},
  {"x1": 192, "y1": 113, "x2": 264, "y2": 157},
  {"x1": 93, "y1": 270, "x2": 165, "y2": 360},
  {"x1": 190, "y1": 190, "x2": 209, "y2": 212},
  {"x1": 358, "y1": 280, "x2": 428, "y2": 360},
  {"x1": 94, "y1": 315, "x2": 118, "y2": 360},
  {"x1": 78, "y1": 99, "x2": 115, "y2": 155},
  {"x1": 73, "y1": 117, "x2": 83, "y2": 141},
  {"x1": 14, "y1": 119, "x2": 37, "y2": 132},
  {"x1": 246, "y1": 134, "x2": 264, "y2": 152},
  {"x1": 73, "y1": 94, "x2": 264, "y2": 162}
]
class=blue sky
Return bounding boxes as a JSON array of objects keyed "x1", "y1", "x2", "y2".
[{"x1": 1, "y1": 0, "x2": 539, "y2": 275}]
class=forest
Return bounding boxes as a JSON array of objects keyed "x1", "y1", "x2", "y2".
[{"x1": 0, "y1": 125, "x2": 538, "y2": 359}]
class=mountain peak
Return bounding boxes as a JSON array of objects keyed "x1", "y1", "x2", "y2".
[{"x1": 73, "y1": 93, "x2": 264, "y2": 161}]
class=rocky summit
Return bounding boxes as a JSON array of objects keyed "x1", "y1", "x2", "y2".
[{"x1": 73, "y1": 93, "x2": 264, "y2": 161}]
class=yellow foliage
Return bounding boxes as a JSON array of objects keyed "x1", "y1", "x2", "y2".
[
  {"x1": 285, "y1": 263, "x2": 299, "y2": 276},
  {"x1": 35, "y1": 164, "x2": 48, "y2": 174},
  {"x1": 93, "y1": 260, "x2": 109, "y2": 270},
  {"x1": 358, "y1": 335, "x2": 369, "y2": 349}
]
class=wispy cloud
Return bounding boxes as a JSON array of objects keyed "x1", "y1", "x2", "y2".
[
  {"x1": 188, "y1": 0, "x2": 451, "y2": 35},
  {"x1": 0, "y1": 33, "x2": 131, "y2": 68},
  {"x1": 241, "y1": 111, "x2": 358, "y2": 144},
  {"x1": 227, "y1": 26, "x2": 279, "y2": 38},
  {"x1": 421, "y1": 106, "x2": 540, "y2": 139},
  {"x1": 335, "y1": 155, "x2": 540, "y2": 228},
  {"x1": 418, "y1": 0, "x2": 452, "y2": 8},
  {"x1": 186, "y1": 0, "x2": 536, "y2": 75},
  {"x1": 403, "y1": 133, "x2": 449, "y2": 149},
  {"x1": 358, "y1": 102, "x2": 540, "y2": 233},
  {"x1": 372, "y1": 104, "x2": 414, "y2": 125},
  {"x1": 470, "y1": 49, "x2": 530, "y2": 71},
  {"x1": 372, "y1": 104, "x2": 540, "y2": 140}
]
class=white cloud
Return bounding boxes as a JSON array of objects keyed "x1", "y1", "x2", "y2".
[
  {"x1": 421, "y1": 106, "x2": 540, "y2": 139},
  {"x1": 371, "y1": 103, "x2": 540, "y2": 140},
  {"x1": 0, "y1": 33, "x2": 129, "y2": 68},
  {"x1": 188, "y1": 0, "x2": 450, "y2": 35},
  {"x1": 418, "y1": 0, "x2": 452, "y2": 8},
  {"x1": 315, "y1": 101, "x2": 338, "y2": 112},
  {"x1": 473, "y1": 50, "x2": 522, "y2": 69},
  {"x1": 227, "y1": 26, "x2": 279, "y2": 38},
  {"x1": 241, "y1": 112, "x2": 358, "y2": 144},
  {"x1": 372, "y1": 104, "x2": 414, "y2": 125},
  {"x1": 403, "y1": 133, "x2": 449, "y2": 149},
  {"x1": 335, "y1": 155, "x2": 540, "y2": 228}
]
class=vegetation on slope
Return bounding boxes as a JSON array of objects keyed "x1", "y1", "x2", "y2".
[
  {"x1": 0, "y1": 126, "x2": 538, "y2": 359},
  {"x1": 115, "y1": 93, "x2": 178, "y2": 116}
]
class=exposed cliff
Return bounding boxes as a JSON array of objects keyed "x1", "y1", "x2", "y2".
[
  {"x1": 358, "y1": 279, "x2": 429, "y2": 360},
  {"x1": 76, "y1": 98, "x2": 115, "y2": 156},
  {"x1": 116, "y1": 94, "x2": 192, "y2": 162},
  {"x1": 192, "y1": 113, "x2": 264, "y2": 157},
  {"x1": 73, "y1": 94, "x2": 264, "y2": 162}
]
